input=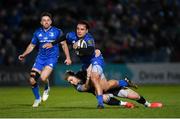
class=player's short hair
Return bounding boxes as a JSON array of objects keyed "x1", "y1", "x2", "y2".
[
  {"x1": 64, "y1": 70, "x2": 75, "y2": 80},
  {"x1": 77, "y1": 20, "x2": 91, "y2": 29},
  {"x1": 40, "y1": 12, "x2": 53, "y2": 20}
]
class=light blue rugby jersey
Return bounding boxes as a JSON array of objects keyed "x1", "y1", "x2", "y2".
[{"x1": 31, "y1": 26, "x2": 63, "y2": 59}]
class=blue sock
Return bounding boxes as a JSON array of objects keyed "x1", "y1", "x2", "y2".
[
  {"x1": 96, "y1": 95, "x2": 104, "y2": 106},
  {"x1": 118, "y1": 80, "x2": 128, "y2": 87},
  {"x1": 32, "y1": 83, "x2": 40, "y2": 99}
]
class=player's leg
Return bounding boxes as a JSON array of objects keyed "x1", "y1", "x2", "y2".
[
  {"x1": 40, "y1": 66, "x2": 53, "y2": 102},
  {"x1": 117, "y1": 88, "x2": 162, "y2": 108},
  {"x1": 102, "y1": 79, "x2": 128, "y2": 92},
  {"x1": 105, "y1": 78, "x2": 137, "y2": 90},
  {"x1": 90, "y1": 65, "x2": 104, "y2": 108},
  {"x1": 103, "y1": 94, "x2": 134, "y2": 108},
  {"x1": 40, "y1": 58, "x2": 58, "y2": 101},
  {"x1": 30, "y1": 68, "x2": 42, "y2": 107}
]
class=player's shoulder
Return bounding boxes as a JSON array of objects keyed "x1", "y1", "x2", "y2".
[
  {"x1": 33, "y1": 27, "x2": 43, "y2": 35},
  {"x1": 67, "y1": 31, "x2": 76, "y2": 36},
  {"x1": 85, "y1": 33, "x2": 94, "y2": 40},
  {"x1": 66, "y1": 31, "x2": 77, "y2": 38},
  {"x1": 51, "y1": 26, "x2": 63, "y2": 33}
]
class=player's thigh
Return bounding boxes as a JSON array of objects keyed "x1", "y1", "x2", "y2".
[
  {"x1": 105, "y1": 80, "x2": 119, "y2": 91},
  {"x1": 126, "y1": 88, "x2": 140, "y2": 99},
  {"x1": 40, "y1": 66, "x2": 53, "y2": 81},
  {"x1": 40, "y1": 57, "x2": 58, "y2": 80},
  {"x1": 91, "y1": 65, "x2": 104, "y2": 80},
  {"x1": 118, "y1": 88, "x2": 140, "y2": 99}
]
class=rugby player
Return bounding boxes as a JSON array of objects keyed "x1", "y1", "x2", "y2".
[
  {"x1": 18, "y1": 12, "x2": 72, "y2": 107},
  {"x1": 64, "y1": 70, "x2": 163, "y2": 108},
  {"x1": 43, "y1": 20, "x2": 111, "y2": 108}
]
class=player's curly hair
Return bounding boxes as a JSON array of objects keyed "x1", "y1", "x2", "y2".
[{"x1": 64, "y1": 70, "x2": 75, "y2": 81}]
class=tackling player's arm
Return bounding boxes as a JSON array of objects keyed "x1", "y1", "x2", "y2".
[
  {"x1": 18, "y1": 43, "x2": 35, "y2": 61},
  {"x1": 42, "y1": 34, "x2": 66, "y2": 48},
  {"x1": 76, "y1": 46, "x2": 94, "y2": 56}
]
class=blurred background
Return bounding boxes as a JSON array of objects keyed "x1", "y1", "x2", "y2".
[{"x1": 0, "y1": 0, "x2": 180, "y2": 86}]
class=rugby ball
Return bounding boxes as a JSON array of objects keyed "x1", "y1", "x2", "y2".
[{"x1": 77, "y1": 39, "x2": 87, "y2": 48}]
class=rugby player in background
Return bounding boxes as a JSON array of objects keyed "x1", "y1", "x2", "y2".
[{"x1": 18, "y1": 12, "x2": 72, "y2": 107}]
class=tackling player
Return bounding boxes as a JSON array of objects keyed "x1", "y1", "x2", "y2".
[
  {"x1": 18, "y1": 12, "x2": 72, "y2": 107},
  {"x1": 64, "y1": 70, "x2": 163, "y2": 108}
]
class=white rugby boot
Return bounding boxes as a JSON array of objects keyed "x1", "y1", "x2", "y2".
[
  {"x1": 42, "y1": 87, "x2": 50, "y2": 102},
  {"x1": 32, "y1": 97, "x2": 41, "y2": 107}
]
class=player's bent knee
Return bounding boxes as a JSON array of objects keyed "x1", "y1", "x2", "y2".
[
  {"x1": 30, "y1": 70, "x2": 40, "y2": 85},
  {"x1": 40, "y1": 77, "x2": 47, "y2": 82},
  {"x1": 29, "y1": 78, "x2": 36, "y2": 85}
]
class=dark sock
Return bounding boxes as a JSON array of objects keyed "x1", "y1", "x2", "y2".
[
  {"x1": 136, "y1": 96, "x2": 146, "y2": 105},
  {"x1": 106, "y1": 97, "x2": 120, "y2": 105},
  {"x1": 44, "y1": 80, "x2": 49, "y2": 90}
]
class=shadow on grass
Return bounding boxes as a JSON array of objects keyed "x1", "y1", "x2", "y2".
[
  {"x1": 49, "y1": 105, "x2": 140, "y2": 110},
  {"x1": 0, "y1": 104, "x2": 140, "y2": 112}
]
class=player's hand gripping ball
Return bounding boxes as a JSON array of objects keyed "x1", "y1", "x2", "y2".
[
  {"x1": 76, "y1": 39, "x2": 87, "y2": 49},
  {"x1": 74, "y1": 39, "x2": 87, "y2": 55}
]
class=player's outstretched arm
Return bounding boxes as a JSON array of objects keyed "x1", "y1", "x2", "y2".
[
  {"x1": 60, "y1": 40, "x2": 72, "y2": 65},
  {"x1": 18, "y1": 43, "x2": 35, "y2": 61}
]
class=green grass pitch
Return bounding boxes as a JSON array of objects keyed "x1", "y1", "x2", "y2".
[{"x1": 0, "y1": 85, "x2": 180, "y2": 118}]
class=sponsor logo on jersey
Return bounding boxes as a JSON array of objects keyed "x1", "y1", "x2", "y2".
[
  {"x1": 49, "y1": 32, "x2": 54, "y2": 37},
  {"x1": 38, "y1": 33, "x2": 42, "y2": 37},
  {"x1": 87, "y1": 39, "x2": 94, "y2": 45},
  {"x1": 49, "y1": 64, "x2": 53, "y2": 67},
  {"x1": 44, "y1": 37, "x2": 48, "y2": 40}
]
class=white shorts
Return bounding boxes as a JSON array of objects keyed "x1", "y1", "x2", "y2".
[
  {"x1": 91, "y1": 65, "x2": 105, "y2": 80},
  {"x1": 117, "y1": 88, "x2": 129, "y2": 98}
]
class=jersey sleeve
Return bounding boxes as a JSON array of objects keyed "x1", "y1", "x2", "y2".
[
  {"x1": 86, "y1": 38, "x2": 95, "y2": 47},
  {"x1": 57, "y1": 28, "x2": 64, "y2": 39},
  {"x1": 31, "y1": 32, "x2": 38, "y2": 45},
  {"x1": 65, "y1": 32, "x2": 73, "y2": 44}
]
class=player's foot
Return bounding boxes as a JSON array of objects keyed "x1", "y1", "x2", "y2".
[
  {"x1": 149, "y1": 102, "x2": 163, "y2": 108},
  {"x1": 124, "y1": 102, "x2": 135, "y2": 108},
  {"x1": 97, "y1": 104, "x2": 104, "y2": 109},
  {"x1": 42, "y1": 87, "x2": 50, "y2": 102},
  {"x1": 124, "y1": 77, "x2": 138, "y2": 89},
  {"x1": 32, "y1": 97, "x2": 41, "y2": 108}
]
